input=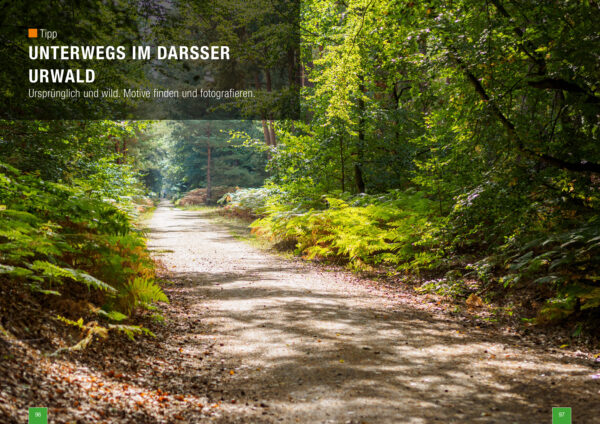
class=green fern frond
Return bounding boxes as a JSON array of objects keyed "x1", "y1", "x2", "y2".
[
  {"x1": 108, "y1": 324, "x2": 155, "y2": 341},
  {"x1": 118, "y1": 276, "x2": 169, "y2": 315},
  {"x1": 97, "y1": 309, "x2": 128, "y2": 322}
]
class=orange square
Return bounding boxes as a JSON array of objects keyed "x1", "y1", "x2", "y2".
[{"x1": 28, "y1": 28, "x2": 38, "y2": 38}]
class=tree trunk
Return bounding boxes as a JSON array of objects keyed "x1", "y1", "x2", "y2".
[
  {"x1": 111, "y1": 135, "x2": 121, "y2": 164},
  {"x1": 205, "y1": 125, "x2": 212, "y2": 204},
  {"x1": 268, "y1": 121, "x2": 277, "y2": 147},
  {"x1": 355, "y1": 78, "x2": 366, "y2": 193},
  {"x1": 265, "y1": 69, "x2": 277, "y2": 147},
  {"x1": 261, "y1": 120, "x2": 272, "y2": 146},
  {"x1": 354, "y1": 163, "x2": 365, "y2": 193},
  {"x1": 255, "y1": 72, "x2": 272, "y2": 147},
  {"x1": 206, "y1": 144, "x2": 212, "y2": 204},
  {"x1": 339, "y1": 134, "x2": 345, "y2": 192}
]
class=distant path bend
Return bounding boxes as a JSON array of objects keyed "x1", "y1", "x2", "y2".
[{"x1": 147, "y1": 202, "x2": 599, "y2": 424}]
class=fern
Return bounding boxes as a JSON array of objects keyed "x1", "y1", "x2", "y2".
[
  {"x1": 56, "y1": 315, "x2": 85, "y2": 329},
  {"x1": 52, "y1": 316, "x2": 109, "y2": 356},
  {"x1": 0, "y1": 263, "x2": 33, "y2": 278},
  {"x1": 250, "y1": 190, "x2": 442, "y2": 271},
  {"x1": 28, "y1": 261, "x2": 117, "y2": 293},
  {"x1": 108, "y1": 324, "x2": 155, "y2": 341},
  {"x1": 63, "y1": 268, "x2": 117, "y2": 293},
  {"x1": 97, "y1": 309, "x2": 128, "y2": 322},
  {"x1": 117, "y1": 276, "x2": 169, "y2": 315},
  {"x1": 53, "y1": 315, "x2": 155, "y2": 357}
]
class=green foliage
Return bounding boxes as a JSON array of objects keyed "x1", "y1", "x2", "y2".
[
  {"x1": 500, "y1": 222, "x2": 600, "y2": 321},
  {"x1": 211, "y1": 0, "x2": 600, "y2": 324},
  {"x1": 218, "y1": 187, "x2": 279, "y2": 218},
  {"x1": 0, "y1": 157, "x2": 167, "y2": 330},
  {"x1": 108, "y1": 324, "x2": 156, "y2": 341},
  {"x1": 162, "y1": 121, "x2": 268, "y2": 196},
  {"x1": 117, "y1": 276, "x2": 170, "y2": 316},
  {"x1": 239, "y1": 189, "x2": 443, "y2": 271},
  {"x1": 97, "y1": 309, "x2": 128, "y2": 322},
  {"x1": 416, "y1": 279, "x2": 468, "y2": 299},
  {"x1": 54, "y1": 315, "x2": 154, "y2": 354},
  {"x1": 31, "y1": 261, "x2": 117, "y2": 293}
]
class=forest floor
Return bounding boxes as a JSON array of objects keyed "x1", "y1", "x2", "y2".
[{"x1": 2, "y1": 202, "x2": 600, "y2": 423}]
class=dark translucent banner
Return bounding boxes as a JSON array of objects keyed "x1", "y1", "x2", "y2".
[{"x1": 0, "y1": 0, "x2": 300, "y2": 120}]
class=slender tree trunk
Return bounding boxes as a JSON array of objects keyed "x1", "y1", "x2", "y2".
[
  {"x1": 268, "y1": 122, "x2": 277, "y2": 147},
  {"x1": 354, "y1": 164, "x2": 365, "y2": 193},
  {"x1": 261, "y1": 120, "x2": 272, "y2": 146},
  {"x1": 266, "y1": 68, "x2": 272, "y2": 93},
  {"x1": 206, "y1": 144, "x2": 212, "y2": 204},
  {"x1": 288, "y1": 48, "x2": 296, "y2": 87},
  {"x1": 111, "y1": 135, "x2": 121, "y2": 164},
  {"x1": 355, "y1": 78, "x2": 366, "y2": 193},
  {"x1": 339, "y1": 134, "x2": 345, "y2": 192},
  {"x1": 265, "y1": 69, "x2": 277, "y2": 146},
  {"x1": 255, "y1": 72, "x2": 272, "y2": 147},
  {"x1": 205, "y1": 125, "x2": 212, "y2": 204}
]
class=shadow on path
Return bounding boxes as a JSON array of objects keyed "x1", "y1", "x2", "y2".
[{"x1": 146, "y1": 203, "x2": 600, "y2": 424}]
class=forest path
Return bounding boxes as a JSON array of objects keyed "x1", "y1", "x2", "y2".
[{"x1": 147, "y1": 202, "x2": 599, "y2": 424}]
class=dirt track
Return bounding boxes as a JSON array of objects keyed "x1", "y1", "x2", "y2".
[{"x1": 147, "y1": 202, "x2": 600, "y2": 423}]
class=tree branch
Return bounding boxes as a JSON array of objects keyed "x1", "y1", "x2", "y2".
[
  {"x1": 527, "y1": 78, "x2": 600, "y2": 103},
  {"x1": 454, "y1": 54, "x2": 600, "y2": 174},
  {"x1": 489, "y1": 0, "x2": 599, "y2": 103}
]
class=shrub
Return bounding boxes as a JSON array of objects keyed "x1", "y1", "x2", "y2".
[
  {"x1": 251, "y1": 189, "x2": 444, "y2": 271},
  {"x1": 218, "y1": 187, "x2": 279, "y2": 218}
]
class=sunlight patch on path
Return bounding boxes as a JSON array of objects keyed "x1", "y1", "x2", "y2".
[{"x1": 147, "y1": 203, "x2": 600, "y2": 423}]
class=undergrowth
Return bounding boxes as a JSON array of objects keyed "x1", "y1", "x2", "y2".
[
  {"x1": 220, "y1": 187, "x2": 600, "y2": 327},
  {"x1": 0, "y1": 161, "x2": 168, "y2": 351}
]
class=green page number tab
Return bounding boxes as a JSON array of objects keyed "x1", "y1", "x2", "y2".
[
  {"x1": 552, "y1": 407, "x2": 571, "y2": 424},
  {"x1": 28, "y1": 407, "x2": 47, "y2": 424}
]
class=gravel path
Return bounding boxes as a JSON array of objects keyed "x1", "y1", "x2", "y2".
[{"x1": 147, "y1": 202, "x2": 600, "y2": 424}]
